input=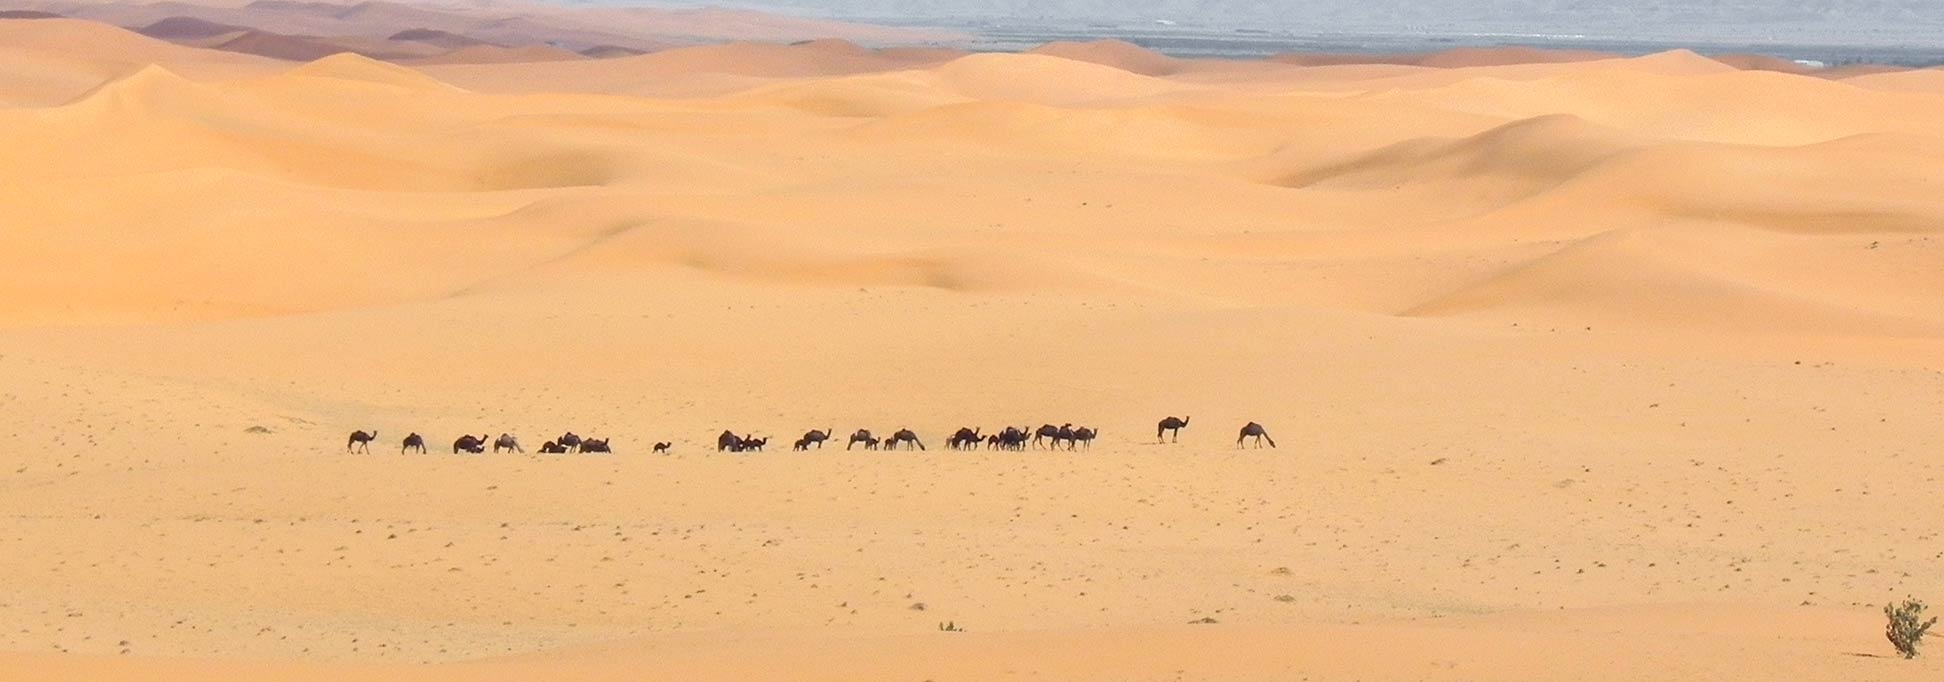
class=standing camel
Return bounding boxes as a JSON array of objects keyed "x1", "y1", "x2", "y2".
[
  {"x1": 346, "y1": 430, "x2": 377, "y2": 454},
  {"x1": 846, "y1": 429, "x2": 874, "y2": 450},
  {"x1": 494, "y1": 434, "x2": 524, "y2": 454},
  {"x1": 800, "y1": 428, "x2": 833, "y2": 449},
  {"x1": 1032, "y1": 424, "x2": 1062, "y2": 449},
  {"x1": 401, "y1": 433, "x2": 425, "y2": 454},
  {"x1": 1071, "y1": 427, "x2": 1097, "y2": 450},
  {"x1": 886, "y1": 429, "x2": 925, "y2": 451},
  {"x1": 717, "y1": 430, "x2": 744, "y2": 452},
  {"x1": 949, "y1": 427, "x2": 982, "y2": 450},
  {"x1": 653, "y1": 442, "x2": 672, "y2": 454},
  {"x1": 997, "y1": 426, "x2": 1030, "y2": 451},
  {"x1": 1157, "y1": 416, "x2": 1190, "y2": 443},
  {"x1": 1236, "y1": 422, "x2": 1276, "y2": 449},
  {"x1": 741, "y1": 436, "x2": 768, "y2": 452},
  {"x1": 557, "y1": 432, "x2": 582, "y2": 453}
]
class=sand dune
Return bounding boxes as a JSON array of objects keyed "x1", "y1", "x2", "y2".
[
  {"x1": 1, "y1": 12, "x2": 1943, "y2": 682},
  {"x1": 406, "y1": 44, "x2": 585, "y2": 65}
]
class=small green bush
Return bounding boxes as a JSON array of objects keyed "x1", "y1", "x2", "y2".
[{"x1": 1885, "y1": 598, "x2": 1937, "y2": 659}]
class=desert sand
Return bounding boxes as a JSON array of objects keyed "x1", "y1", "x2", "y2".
[{"x1": 1, "y1": 10, "x2": 1943, "y2": 681}]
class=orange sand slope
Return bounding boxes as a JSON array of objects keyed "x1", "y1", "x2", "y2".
[{"x1": 1, "y1": 16, "x2": 1943, "y2": 681}]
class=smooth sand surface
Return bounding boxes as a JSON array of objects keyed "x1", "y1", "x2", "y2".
[{"x1": 2, "y1": 16, "x2": 1943, "y2": 680}]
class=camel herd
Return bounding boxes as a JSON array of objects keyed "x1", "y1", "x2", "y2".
[{"x1": 344, "y1": 417, "x2": 1277, "y2": 455}]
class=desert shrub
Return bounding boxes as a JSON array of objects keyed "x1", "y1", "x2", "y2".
[{"x1": 1885, "y1": 598, "x2": 1937, "y2": 659}]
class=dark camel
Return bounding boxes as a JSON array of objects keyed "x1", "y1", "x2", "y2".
[
  {"x1": 948, "y1": 427, "x2": 981, "y2": 450},
  {"x1": 1237, "y1": 422, "x2": 1276, "y2": 449},
  {"x1": 846, "y1": 429, "x2": 874, "y2": 450},
  {"x1": 1032, "y1": 424, "x2": 1061, "y2": 449},
  {"x1": 800, "y1": 428, "x2": 832, "y2": 449},
  {"x1": 346, "y1": 430, "x2": 377, "y2": 454},
  {"x1": 1071, "y1": 427, "x2": 1097, "y2": 450},
  {"x1": 557, "y1": 432, "x2": 582, "y2": 453},
  {"x1": 581, "y1": 438, "x2": 612, "y2": 454},
  {"x1": 539, "y1": 441, "x2": 568, "y2": 454},
  {"x1": 740, "y1": 436, "x2": 767, "y2": 452},
  {"x1": 997, "y1": 426, "x2": 1030, "y2": 451},
  {"x1": 1157, "y1": 416, "x2": 1189, "y2": 443},
  {"x1": 862, "y1": 436, "x2": 882, "y2": 450},
  {"x1": 793, "y1": 437, "x2": 811, "y2": 451},
  {"x1": 652, "y1": 442, "x2": 671, "y2": 454},
  {"x1": 1054, "y1": 423, "x2": 1076, "y2": 450},
  {"x1": 494, "y1": 433, "x2": 524, "y2": 454},
  {"x1": 717, "y1": 430, "x2": 744, "y2": 452},
  {"x1": 453, "y1": 434, "x2": 486, "y2": 454},
  {"x1": 886, "y1": 429, "x2": 925, "y2": 451},
  {"x1": 401, "y1": 433, "x2": 425, "y2": 454}
]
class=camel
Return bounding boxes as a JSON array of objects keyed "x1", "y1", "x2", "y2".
[
  {"x1": 581, "y1": 438, "x2": 612, "y2": 454},
  {"x1": 717, "y1": 430, "x2": 744, "y2": 452},
  {"x1": 846, "y1": 429, "x2": 874, "y2": 450},
  {"x1": 346, "y1": 430, "x2": 377, "y2": 454},
  {"x1": 652, "y1": 442, "x2": 671, "y2": 454},
  {"x1": 1071, "y1": 427, "x2": 1097, "y2": 450},
  {"x1": 997, "y1": 426, "x2": 1030, "y2": 451},
  {"x1": 863, "y1": 436, "x2": 882, "y2": 450},
  {"x1": 539, "y1": 441, "x2": 568, "y2": 454},
  {"x1": 1237, "y1": 422, "x2": 1277, "y2": 449},
  {"x1": 740, "y1": 436, "x2": 767, "y2": 452},
  {"x1": 494, "y1": 433, "x2": 524, "y2": 454},
  {"x1": 1055, "y1": 423, "x2": 1076, "y2": 450},
  {"x1": 886, "y1": 429, "x2": 925, "y2": 451},
  {"x1": 793, "y1": 437, "x2": 809, "y2": 451},
  {"x1": 800, "y1": 428, "x2": 832, "y2": 449},
  {"x1": 1032, "y1": 424, "x2": 1062, "y2": 449},
  {"x1": 984, "y1": 434, "x2": 1002, "y2": 449},
  {"x1": 949, "y1": 427, "x2": 981, "y2": 450},
  {"x1": 1157, "y1": 416, "x2": 1190, "y2": 443},
  {"x1": 453, "y1": 435, "x2": 486, "y2": 454},
  {"x1": 557, "y1": 432, "x2": 582, "y2": 453},
  {"x1": 401, "y1": 433, "x2": 425, "y2": 454}
]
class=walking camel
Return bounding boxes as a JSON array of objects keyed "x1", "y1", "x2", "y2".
[
  {"x1": 652, "y1": 442, "x2": 671, "y2": 454},
  {"x1": 400, "y1": 433, "x2": 425, "y2": 454},
  {"x1": 1157, "y1": 416, "x2": 1189, "y2": 443},
  {"x1": 494, "y1": 433, "x2": 524, "y2": 454},
  {"x1": 1237, "y1": 422, "x2": 1276, "y2": 449},
  {"x1": 346, "y1": 430, "x2": 377, "y2": 454}
]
